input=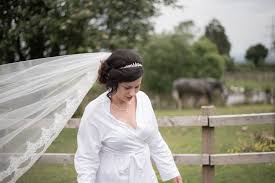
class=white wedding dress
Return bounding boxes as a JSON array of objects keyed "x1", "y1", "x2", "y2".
[{"x1": 74, "y1": 90, "x2": 180, "y2": 183}]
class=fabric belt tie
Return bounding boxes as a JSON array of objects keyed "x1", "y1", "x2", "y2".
[{"x1": 101, "y1": 145, "x2": 147, "y2": 183}]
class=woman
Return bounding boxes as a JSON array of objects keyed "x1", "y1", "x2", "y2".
[{"x1": 74, "y1": 49, "x2": 183, "y2": 183}]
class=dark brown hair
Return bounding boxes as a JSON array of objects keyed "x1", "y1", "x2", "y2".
[{"x1": 97, "y1": 49, "x2": 144, "y2": 99}]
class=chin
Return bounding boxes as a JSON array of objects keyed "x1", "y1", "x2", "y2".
[{"x1": 125, "y1": 96, "x2": 133, "y2": 101}]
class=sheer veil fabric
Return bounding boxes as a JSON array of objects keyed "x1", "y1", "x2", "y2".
[{"x1": 0, "y1": 52, "x2": 111, "y2": 183}]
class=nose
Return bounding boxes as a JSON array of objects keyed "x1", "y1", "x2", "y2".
[{"x1": 129, "y1": 88, "x2": 136, "y2": 96}]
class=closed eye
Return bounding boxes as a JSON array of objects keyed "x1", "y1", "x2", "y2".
[
  {"x1": 125, "y1": 87, "x2": 131, "y2": 90},
  {"x1": 123, "y1": 85, "x2": 140, "y2": 90}
]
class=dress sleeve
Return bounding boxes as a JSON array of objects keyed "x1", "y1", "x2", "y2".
[
  {"x1": 74, "y1": 107, "x2": 102, "y2": 183},
  {"x1": 144, "y1": 95, "x2": 180, "y2": 181}
]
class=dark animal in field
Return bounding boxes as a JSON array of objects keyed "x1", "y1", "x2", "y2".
[{"x1": 172, "y1": 78, "x2": 228, "y2": 109}]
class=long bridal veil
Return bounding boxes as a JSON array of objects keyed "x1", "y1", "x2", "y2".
[{"x1": 0, "y1": 52, "x2": 111, "y2": 183}]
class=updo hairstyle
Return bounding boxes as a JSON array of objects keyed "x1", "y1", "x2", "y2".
[{"x1": 97, "y1": 49, "x2": 144, "y2": 99}]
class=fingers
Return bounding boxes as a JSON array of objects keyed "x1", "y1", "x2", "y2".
[
  {"x1": 174, "y1": 176, "x2": 183, "y2": 183},
  {"x1": 178, "y1": 176, "x2": 183, "y2": 183}
]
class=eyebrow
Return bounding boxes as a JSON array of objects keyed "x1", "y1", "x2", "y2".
[{"x1": 122, "y1": 83, "x2": 141, "y2": 88}]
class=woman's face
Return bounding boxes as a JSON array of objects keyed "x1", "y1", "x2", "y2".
[{"x1": 113, "y1": 77, "x2": 142, "y2": 103}]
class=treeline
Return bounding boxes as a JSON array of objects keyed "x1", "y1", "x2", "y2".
[
  {"x1": 1, "y1": 0, "x2": 273, "y2": 94},
  {"x1": 0, "y1": 0, "x2": 177, "y2": 64}
]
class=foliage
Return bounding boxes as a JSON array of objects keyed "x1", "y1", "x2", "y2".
[
  {"x1": 245, "y1": 43, "x2": 269, "y2": 67},
  {"x1": 204, "y1": 18, "x2": 231, "y2": 56},
  {"x1": 173, "y1": 20, "x2": 197, "y2": 43},
  {"x1": 199, "y1": 52, "x2": 225, "y2": 79},
  {"x1": 140, "y1": 33, "x2": 194, "y2": 93},
  {"x1": 0, "y1": 0, "x2": 178, "y2": 64},
  {"x1": 191, "y1": 36, "x2": 225, "y2": 79},
  {"x1": 228, "y1": 132, "x2": 275, "y2": 153},
  {"x1": 223, "y1": 55, "x2": 235, "y2": 71}
]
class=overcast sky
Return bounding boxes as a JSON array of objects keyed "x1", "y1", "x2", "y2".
[{"x1": 152, "y1": 0, "x2": 275, "y2": 61}]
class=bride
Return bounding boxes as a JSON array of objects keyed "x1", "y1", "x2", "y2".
[{"x1": 74, "y1": 49, "x2": 183, "y2": 183}]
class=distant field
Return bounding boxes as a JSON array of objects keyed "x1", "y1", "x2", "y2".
[
  {"x1": 226, "y1": 79, "x2": 274, "y2": 90},
  {"x1": 18, "y1": 104, "x2": 275, "y2": 183},
  {"x1": 224, "y1": 69, "x2": 275, "y2": 90}
]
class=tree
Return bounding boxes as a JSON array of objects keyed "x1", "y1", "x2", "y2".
[
  {"x1": 140, "y1": 33, "x2": 194, "y2": 93},
  {"x1": 204, "y1": 18, "x2": 231, "y2": 56},
  {"x1": 173, "y1": 20, "x2": 198, "y2": 43},
  {"x1": 0, "y1": 0, "x2": 178, "y2": 64},
  {"x1": 192, "y1": 36, "x2": 225, "y2": 79},
  {"x1": 245, "y1": 43, "x2": 268, "y2": 66}
]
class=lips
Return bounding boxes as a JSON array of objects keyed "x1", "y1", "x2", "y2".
[{"x1": 126, "y1": 96, "x2": 133, "y2": 100}]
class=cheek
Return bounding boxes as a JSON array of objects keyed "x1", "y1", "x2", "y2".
[
  {"x1": 119, "y1": 88, "x2": 128, "y2": 95},
  {"x1": 117, "y1": 86, "x2": 126, "y2": 94}
]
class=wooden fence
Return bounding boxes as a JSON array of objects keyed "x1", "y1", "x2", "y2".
[{"x1": 38, "y1": 106, "x2": 275, "y2": 183}]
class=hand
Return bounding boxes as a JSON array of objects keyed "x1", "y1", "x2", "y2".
[{"x1": 173, "y1": 175, "x2": 183, "y2": 183}]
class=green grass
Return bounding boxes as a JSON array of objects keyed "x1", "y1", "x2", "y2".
[
  {"x1": 19, "y1": 164, "x2": 201, "y2": 183},
  {"x1": 18, "y1": 163, "x2": 275, "y2": 183},
  {"x1": 18, "y1": 104, "x2": 275, "y2": 183}
]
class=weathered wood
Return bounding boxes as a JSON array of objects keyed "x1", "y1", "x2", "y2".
[
  {"x1": 173, "y1": 154, "x2": 209, "y2": 165},
  {"x1": 201, "y1": 106, "x2": 215, "y2": 183},
  {"x1": 37, "y1": 153, "x2": 209, "y2": 165},
  {"x1": 210, "y1": 152, "x2": 275, "y2": 165},
  {"x1": 16, "y1": 152, "x2": 275, "y2": 166},
  {"x1": 157, "y1": 116, "x2": 208, "y2": 127},
  {"x1": 37, "y1": 153, "x2": 75, "y2": 165},
  {"x1": 209, "y1": 113, "x2": 275, "y2": 127},
  {"x1": 202, "y1": 165, "x2": 215, "y2": 183},
  {"x1": 66, "y1": 118, "x2": 80, "y2": 128},
  {"x1": 65, "y1": 116, "x2": 208, "y2": 128}
]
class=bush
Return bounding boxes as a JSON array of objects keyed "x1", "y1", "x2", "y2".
[
  {"x1": 192, "y1": 36, "x2": 225, "y2": 79},
  {"x1": 228, "y1": 131, "x2": 275, "y2": 153}
]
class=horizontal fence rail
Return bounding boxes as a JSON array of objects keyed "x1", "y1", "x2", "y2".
[
  {"x1": 37, "y1": 153, "x2": 210, "y2": 165},
  {"x1": 210, "y1": 152, "x2": 275, "y2": 165},
  {"x1": 65, "y1": 116, "x2": 209, "y2": 128},
  {"x1": 37, "y1": 152, "x2": 275, "y2": 166},
  {"x1": 209, "y1": 113, "x2": 275, "y2": 127}
]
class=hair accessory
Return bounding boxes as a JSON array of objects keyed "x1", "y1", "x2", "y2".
[{"x1": 119, "y1": 62, "x2": 142, "y2": 69}]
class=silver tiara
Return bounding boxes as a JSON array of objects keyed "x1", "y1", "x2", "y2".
[{"x1": 119, "y1": 62, "x2": 142, "y2": 69}]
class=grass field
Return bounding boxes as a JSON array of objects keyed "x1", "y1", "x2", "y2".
[{"x1": 17, "y1": 104, "x2": 275, "y2": 183}]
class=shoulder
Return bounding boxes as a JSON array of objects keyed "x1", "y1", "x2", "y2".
[
  {"x1": 137, "y1": 90, "x2": 152, "y2": 104},
  {"x1": 137, "y1": 90, "x2": 148, "y2": 98},
  {"x1": 82, "y1": 91, "x2": 109, "y2": 119},
  {"x1": 86, "y1": 92, "x2": 107, "y2": 108}
]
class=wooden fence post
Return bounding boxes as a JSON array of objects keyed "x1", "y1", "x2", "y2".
[{"x1": 201, "y1": 106, "x2": 215, "y2": 183}]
